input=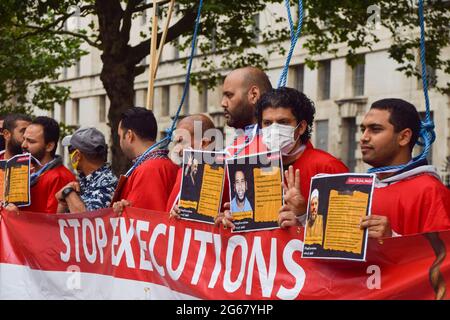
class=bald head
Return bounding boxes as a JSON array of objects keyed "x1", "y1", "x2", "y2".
[
  {"x1": 170, "y1": 114, "x2": 216, "y2": 165},
  {"x1": 177, "y1": 114, "x2": 215, "y2": 135},
  {"x1": 222, "y1": 67, "x2": 272, "y2": 129},
  {"x1": 227, "y1": 67, "x2": 272, "y2": 95}
]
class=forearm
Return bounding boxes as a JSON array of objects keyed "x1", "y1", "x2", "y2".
[
  {"x1": 65, "y1": 193, "x2": 87, "y2": 213},
  {"x1": 56, "y1": 202, "x2": 68, "y2": 213}
]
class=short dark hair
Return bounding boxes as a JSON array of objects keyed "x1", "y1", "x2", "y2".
[
  {"x1": 3, "y1": 113, "x2": 32, "y2": 132},
  {"x1": 120, "y1": 107, "x2": 157, "y2": 141},
  {"x1": 256, "y1": 87, "x2": 316, "y2": 143},
  {"x1": 32, "y1": 116, "x2": 60, "y2": 156},
  {"x1": 371, "y1": 98, "x2": 421, "y2": 150}
]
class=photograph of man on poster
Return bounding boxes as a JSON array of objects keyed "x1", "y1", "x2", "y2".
[
  {"x1": 181, "y1": 154, "x2": 203, "y2": 202},
  {"x1": 230, "y1": 170, "x2": 253, "y2": 213},
  {"x1": 305, "y1": 188, "x2": 324, "y2": 245}
]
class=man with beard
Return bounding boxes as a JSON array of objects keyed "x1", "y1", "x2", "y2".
[
  {"x1": 305, "y1": 189, "x2": 324, "y2": 245},
  {"x1": 18, "y1": 116, "x2": 75, "y2": 213},
  {"x1": 0, "y1": 114, "x2": 32, "y2": 160},
  {"x1": 230, "y1": 170, "x2": 253, "y2": 213},
  {"x1": 167, "y1": 114, "x2": 216, "y2": 214},
  {"x1": 221, "y1": 66, "x2": 272, "y2": 157},
  {"x1": 112, "y1": 107, "x2": 178, "y2": 213}
]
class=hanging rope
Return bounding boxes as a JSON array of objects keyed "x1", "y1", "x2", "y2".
[
  {"x1": 126, "y1": 0, "x2": 204, "y2": 177},
  {"x1": 368, "y1": 0, "x2": 435, "y2": 174},
  {"x1": 277, "y1": 0, "x2": 304, "y2": 88},
  {"x1": 167, "y1": 0, "x2": 204, "y2": 136}
]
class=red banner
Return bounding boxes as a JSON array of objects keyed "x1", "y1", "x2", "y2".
[{"x1": 0, "y1": 207, "x2": 449, "y2": 299}]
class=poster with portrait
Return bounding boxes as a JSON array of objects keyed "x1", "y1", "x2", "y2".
[
  {"x1": 226, "y1": 150, "x2": 283, "y2": 232},
  {"x1": 178, "y1": 150, "x2": 226, "y2": 224},
  {"x1": 302, "y1": 173, "x2": 376, "y2": 261},
  {"x1": 0, "y1": 153, "x2": 31, "y2": 207}
]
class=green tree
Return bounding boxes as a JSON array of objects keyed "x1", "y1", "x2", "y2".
[
  {"x1": 4, "y1": 0, "x2": 449, "y2": 174},
  {"x1": 0, "y1": 2, "x2": 86, "y2": 117}
]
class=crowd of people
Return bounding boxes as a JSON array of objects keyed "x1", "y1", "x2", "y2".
[{"x1": 1, "y1": 66, "x2": 450, "y2": 239}]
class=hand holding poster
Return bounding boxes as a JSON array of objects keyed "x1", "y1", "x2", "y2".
[
  {"x1": 226, "y1": 151, "x2": 283, "y2": 232},
  {"x1": 178, "y1": 150, "x2": 226, "y2": 224},
  {"x1": 302, "y1": 173, "x2": 375, "y2": 261},
  {"x1": 0, "y1": 153, "x2": 31, "y2": 206}
]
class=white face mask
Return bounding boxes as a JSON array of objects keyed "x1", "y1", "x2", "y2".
[{"x1": 262, "y1": 122, "x2": 301, "y2": 156}]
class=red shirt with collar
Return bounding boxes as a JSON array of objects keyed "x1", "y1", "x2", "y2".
[
  {"x1": 120, "y1": 156, "x2": 178, "y2": 212},
  {"x1": 371, "y1": 173, "x2": 450, "y2": 235},
  {"x1": 23, "y1": 165, "x2": 76, "y2": 213}
]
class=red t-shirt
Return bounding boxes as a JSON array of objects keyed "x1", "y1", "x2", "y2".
[
  {"x1": 120, "y1": 157, "x2": 178, "y2": 212},
  {"x1": 166, "y1": 168, "x2": 182, "y2": 212},
  {"x1": 371, "y1": 174, "x2": 450, "y2": 235},
  {"x1": 24, "y1": 165, "x2": 76, "y2": 213},
  {"x1": 0, "y1": 151, "x2": 5, "y2": 160},
  {"x1": 290, "y1": 141, "x2": 349, "y2": 200}
]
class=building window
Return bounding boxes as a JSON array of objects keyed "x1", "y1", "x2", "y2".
[
  {"x1": 174, "y1": 38, "x2": 180, "y2": 60},
  {"x1": 295, "y1": 64, "x2": 304, "y2": 93},
  {"x1": 60, "y1": 104, "x2": 66, "y2": 123},
  {"x1": 353, "y1": 57, "x2": 365, "y2": 96},
  {"x1": 418, "y1": 65, "x2": 437, "y2": 89},
  {"x1": 342, "y1": 117, "x2": 357, "y2": 171},
  {"x1": 181, "y1": 84, "x2": 190, "y2": 115},
  {"x1": 253, "y1": 14, "x2": 260, "y2": 43},
  {"x1": 315, "y1": 120, "x2": 329, "y2": 151},
  {"x1": 63, "y1": 67, "x2": 68, "y2": 80},
  {"x1": 318, "y1": 60, "x2": 331, "y2": 100},
  {"x1": 99, "y1": 95, "x2": 106, "y2": 123},
  {"x1": 161, "y1": 86, "x2": 170, "y2": 117},
  {"x1": 141, "y1": 9, "x2": 147, "y2": 25},
  {"x1": 75, "y1": 59, "x2": 81, "y2": 78},
  {"x1": 200, "y1": 81, "x2": 208, "y2": 113},
  {"x1": 72, "y1": 99, "x2": 79, "y2": 125}
]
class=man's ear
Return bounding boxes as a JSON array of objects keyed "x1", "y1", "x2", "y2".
[
  {"x1": 45, "y1": 141, "x2": 56, "y2": 154},
  {"x1": 126, "y1": 129, "x2": 134, "y2": 143},
  {"x1": 248, "y1": 86, "x2": 260, "y2": 105},
  {"x1": 398, "y1": 128, "x2": 413, "y2": 148},
  {"x1": 296, "y1": 120, "x2": 308, "y2": 139},
  {"x1": 3, "y1": 129, "x2": 11, "y2": 140},
  {"x1": 201, "y1": 136, "x2": 214, "y2": 150}
]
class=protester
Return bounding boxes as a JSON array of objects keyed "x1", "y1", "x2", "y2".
[
  {"x1": 112, "y1": 107, "x2": 178, "y2": 213},
  {"x1": 4, "y1": 116, "x2": 75, "y2": 213},
  {"x1": 222, "y1": 66, "x2": 272, "y2": 156},
  {"x1": 167, "y1": 114, "x2": 216, "y2": 218},
  {"x1": 0, "y1": 113, "x2": 32, "y2": 160},
  {"x1": 217, "y1": 87, "x2": 349, "y2": 229},
  {"x1": 55, "y1": 127, "x2": 117, "y2": 213},
  {"x1": 359, "y1": 98, "x2": 450, "y2": 238}
]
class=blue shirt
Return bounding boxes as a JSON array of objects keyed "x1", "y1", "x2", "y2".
[
  {"x1": 230, "y1": 196, "x2": 253, "y2": 213},
  {"x1": 79, "y1": 164, "x2": 118, "y2": 211}
]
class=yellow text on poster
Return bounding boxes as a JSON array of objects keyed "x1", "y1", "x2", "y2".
[
  {"x1": 5, "y1": 165, "x2": 29, "y2": 204},
  {"x1": 179, "y1": 200, "x2": 198, "y2": 210},
  {"x1": 323, "y1": 190, "x2": 369, "y2": 254},
  {"x1": 253, "y1": 167, "x2": 282, "y2": 223},
  {"x1": 0, "y1": 166, "x2": 5, "y2": 202},
  {"x1": 197, "y1": 164, "x2": 224, "y2": 218}
]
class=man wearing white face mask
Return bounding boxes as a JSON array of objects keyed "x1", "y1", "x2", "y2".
[
  {"x1": 167, "y1": 114, "x2": 216, "y2": 215},
  {"x1": 258, "y1": 87, "x2": 348, "y2": 229}
]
